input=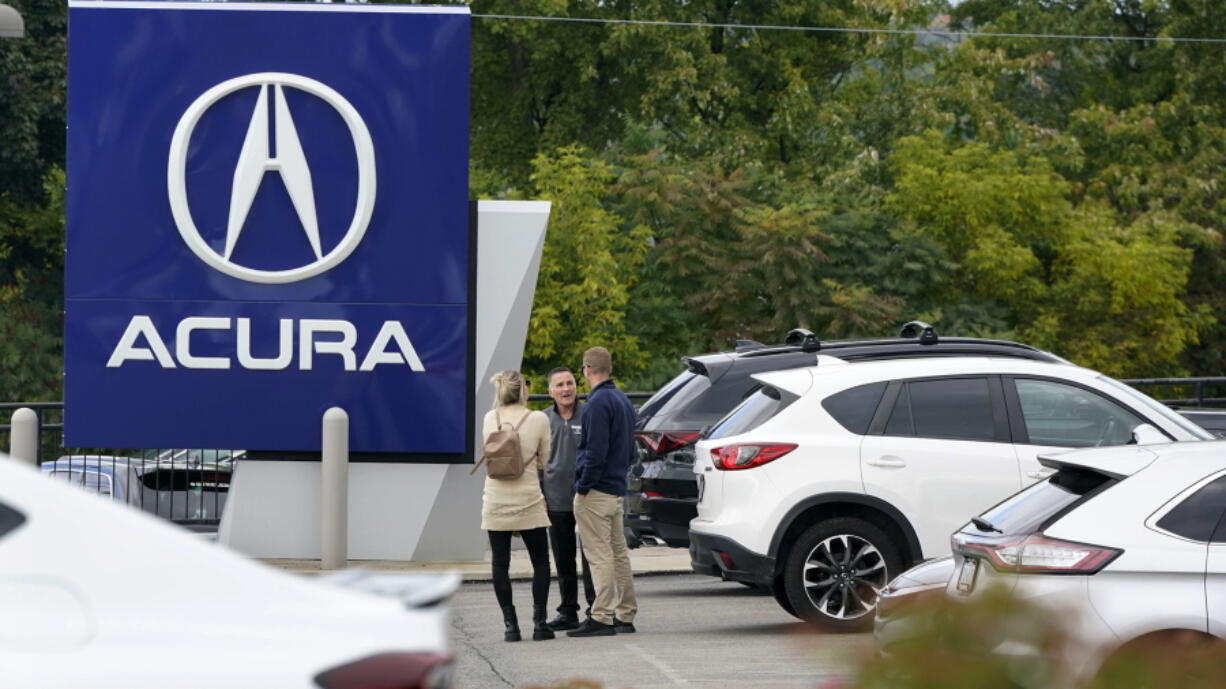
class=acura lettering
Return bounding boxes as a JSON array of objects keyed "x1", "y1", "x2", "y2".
[{"x1": 106, "y1": 316, "x2": 425, "y2": 372}]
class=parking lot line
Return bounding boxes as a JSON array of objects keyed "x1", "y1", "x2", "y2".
[{"x1": 623, "y1": 642, "x2": 688, "y2": 686}]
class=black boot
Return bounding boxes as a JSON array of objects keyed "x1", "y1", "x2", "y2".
[
  {"x1": 546, "y1": 611, "x2": 580, "y2": 631},
  {"x1": 532, "y1": 605, "x2": 555, "y2": 641},
  {"x1": 502, "y1": 605, "x2": 521, "y2": 642}
]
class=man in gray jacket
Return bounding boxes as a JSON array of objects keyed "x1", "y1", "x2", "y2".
[{"x1": 542, "y1": 366, "x2": 596, "y2": 631}]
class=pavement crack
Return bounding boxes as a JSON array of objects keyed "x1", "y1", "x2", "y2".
[{"x1": 452, "y1": 607, "x2": 514, "y2": 688}]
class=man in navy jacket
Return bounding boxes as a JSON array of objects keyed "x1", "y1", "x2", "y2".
[{"x1": 568, "y1": 346, "x2": 638, "y2": 637}]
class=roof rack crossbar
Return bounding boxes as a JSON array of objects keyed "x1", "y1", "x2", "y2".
[
  {"x1": 899, "y1": 320, "x2": 938, "y2": 344},
  {"x1": 784, "y1": 328, "x2": 821, "y2": 353}
]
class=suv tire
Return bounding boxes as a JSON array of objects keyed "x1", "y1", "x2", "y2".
[
  {"x1": 783, "y1": 517, "x2": 903, "y2": 633},
  {"x1": 772, "y1": 579, "x2": 799, "y2": 619}
]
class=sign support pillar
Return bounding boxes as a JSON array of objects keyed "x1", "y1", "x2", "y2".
[{"x1": 218, "y1": 201, "x2": 550, "y2": 561}]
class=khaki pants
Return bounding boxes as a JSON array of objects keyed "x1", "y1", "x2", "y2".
[{"x1": 574, "y1": 490, "x2": 637, "y2": 625}]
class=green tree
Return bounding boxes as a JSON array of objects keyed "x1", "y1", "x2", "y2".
[
  {"x1": 0, "y1": 169, "x2": 65, "y2": 401},
  {"x1": 0, "y1": 0, "x2": 66, "y2": 205},
  {"x1": 0, "y1": 0, "x2": 67, "y2": 402},
  {"x1": 520, "y1": 146, "x2": 651, "y2": 387},
  {"x1": 889, "y1": 131, "x2": 1207, "y2": 375}
]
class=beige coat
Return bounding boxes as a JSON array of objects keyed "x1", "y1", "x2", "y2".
[{"x1": 480, "y1": 404, "x2": 552, "y2": 531}]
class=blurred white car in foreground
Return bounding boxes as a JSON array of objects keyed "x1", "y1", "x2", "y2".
[
  {"x1": 0, "y1": 455, "x2": 456, "y2": 689},
  {"x1": 950, "y1": 440, "x2": 1226, "y2": 686}
]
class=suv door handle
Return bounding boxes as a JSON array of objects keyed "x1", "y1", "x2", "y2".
[
  {"x1": 867, "y1": 456, "x2": 906, "y2": 468},
  {"x1": 1026, "y1": 469, "x2": 1055, "y2": 480}
]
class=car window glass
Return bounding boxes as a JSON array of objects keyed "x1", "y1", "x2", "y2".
[
  {"x1": 822, "y1": 382, "x2": 887, "y2": 435},
  {"x1": 978, "y1": 467, "x2": 1112, "y2": 535},
  {"x1": 636, "y1": 371, "x2": 699, "y2": 419},
  {"x1": 706, "y1": 387, "x2": 796, "y2": 440},
  {"x1": 1096, "y1": 375, "x2": 1213, "y2": 440},
  {"x1": 0, "y1": 502, "x2": 26, "y2": 540},
  {"x1": 689, "y1": 377, "x2": 761, "y2": 416},
  {"x1": 908, "y1": 378, "x2": 995, "y2": 442},
  {"x1": 140, "y1": 468, "x2": 228, "y2": 493},
  {"x1": 1015, "y1": 379, "x2": 1147, "y2": 448},
  {"x1": 84, "y1": 472, "x2": 114, "y2": 497},
  {"x1": 1213, "y1": 504, "x2": 1226, "y2": 545},
  {"x1": 641, "y1": 372, "x2": 710, "y2": 422},
  {"x1": 885, "y1": 384, "x2": 915, "y2": 436},
  {"x1": 49, "y1": 469, "x2": 114, "y2": 497},
  {"x1": 1157, "y1": 475, "x2": 1226, "y2": 543},
  {"x1": 47, "y1": 469, "x2": 79, "y2": 484},
  {"x1": 153, "y1": 449, "x2": 187, "y2": 462}
]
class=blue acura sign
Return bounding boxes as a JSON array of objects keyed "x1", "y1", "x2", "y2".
[{"x1": 64, "y1": 1, "x2": 472, "y2": 456}]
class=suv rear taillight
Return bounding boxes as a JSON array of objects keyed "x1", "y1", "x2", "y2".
[
  {"x1": 314, "y1": 652, "x2": 453, "y2": 689},
  {"x1": 636, "y1": 431, "x2": 701, "y2": 456},
  {"x1": 710, "y1": 443, "x2": 797, "y2": 470},
  {"x1": 954, "y1": 534, "x2": 1122, "y2": 575}
]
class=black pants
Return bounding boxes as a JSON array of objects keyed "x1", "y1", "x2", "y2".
[
  {"x1": 548, "y1": 510, "x2": 595, "y2": 616},
  {"x1": 488, "y1": 527, "x2": 551, "y2": 612}
]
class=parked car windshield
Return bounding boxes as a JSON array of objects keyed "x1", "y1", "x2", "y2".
[
  {"x1": 975, "y1": 468, "x2": 1113, "y2": 536},
  {"x1": 706, "y1": 386, "x2": 796, "y2": 440},
  {"x1": 1095, "y1": 375, "x2": 1214, "y2": 440}
]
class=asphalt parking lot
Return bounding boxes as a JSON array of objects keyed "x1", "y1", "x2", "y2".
[{"x1": 448, "y1": 573, "x2": 874, "y2": 689}]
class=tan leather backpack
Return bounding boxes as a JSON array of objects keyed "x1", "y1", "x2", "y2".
[{"x1": 469, "y1": 411, "x2": 534, "y2": 480}]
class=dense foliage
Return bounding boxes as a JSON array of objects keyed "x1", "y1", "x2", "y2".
[
  {"x1": 0, "y1": 0, "x2": 65, "y2": 401},
  {"x1": 2, "y1": 0, "x2": 1223, "y2": 400},
  {"x1": 470, "y1": 0, "x2": 1226, "y2": 388}
]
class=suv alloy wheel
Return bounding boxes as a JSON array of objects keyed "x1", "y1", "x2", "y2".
[{"x1": 784, "y1": 518, "x2": 903, "y2": 632}]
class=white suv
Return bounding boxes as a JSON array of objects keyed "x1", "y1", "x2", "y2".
[
  {"x1": 689, "y1": 351, "x2": 1212, "y2": 631},
  {"x1": 952, "y1": 440, "x2": 1226, "y2": 686}
]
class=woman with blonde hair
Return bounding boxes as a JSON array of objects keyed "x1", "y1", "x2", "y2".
[{"x1": 481, "y1": 370, "x2": 554, "y2": 642}]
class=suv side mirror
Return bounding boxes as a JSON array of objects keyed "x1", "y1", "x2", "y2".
[{"x1": 1130, "y1": 423, "x2": 1167, "y2": 446}]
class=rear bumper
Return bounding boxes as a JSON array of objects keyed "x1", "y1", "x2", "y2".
[
  {"x1": 689, "y1": 530, "x2": 775, "y2": 587},
  {"x1": 626, "y1": 462, "x2": 699, "y2": 548},
  {"x1": 626, "y1": 495, "x2": 696, "y2": 547},
  {"x1": 873, "y1": 584, "x2": 946, "y2": 651}
]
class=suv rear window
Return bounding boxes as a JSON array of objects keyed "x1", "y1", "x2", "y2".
[
  {"x1": 638, "y1": 372, "x2": 717, "y2": 425},
  {"x1": 822, "y1": 382, "x2": 886, "y2": 434},
  {"x1": 636, "y1": 371, "x2": 699, "y2": 419},
  {"x1": 688, "y1": 375, "x2": 761, "y2": 416},
  {"x1": 706, "y1": 386, "x2": 795, "y2": 440},
  {"x1": 975, "y1": 467, "x2": 1113, "y2": 536}
]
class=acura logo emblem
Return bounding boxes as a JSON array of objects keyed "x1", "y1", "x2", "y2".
[{"x1": 167, "y1": 73, "x2": 377, "y2": 284}]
